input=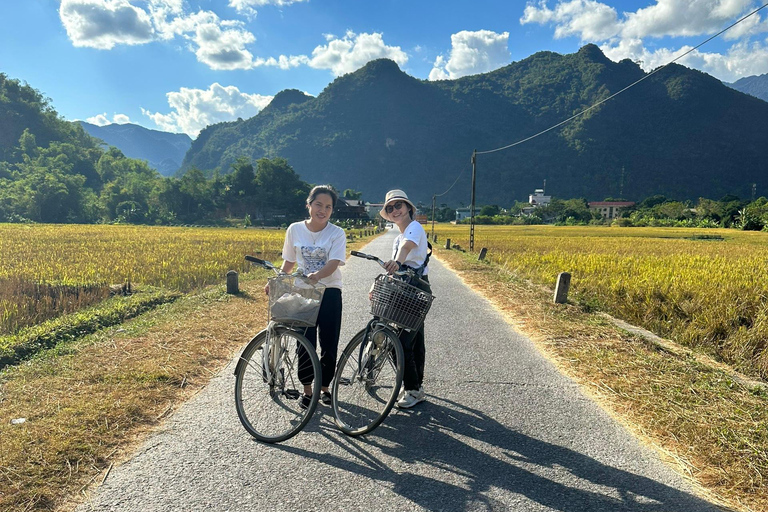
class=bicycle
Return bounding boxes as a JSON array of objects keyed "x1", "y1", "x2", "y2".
[
  {"x1": 331, "y1": 250, "x2": 435, "y2": 436},
  {"x1": 233, "y1": 255, "x2": 325, "y2": 443}
]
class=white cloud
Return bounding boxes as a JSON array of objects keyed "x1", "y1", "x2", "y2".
[
  {"x1": 229, "y1": 0, "x2": 308, "y2": 18},
  {"x1": 520, "y1": 0, "x2": 620, "y2": 40},
  {"x1": 59, "y1": 0, "x2": 154, "y2": 49},
  {"x1": 189, "y1": 15, "x2": 256, "y2": 70},
  {"x1": 86, "y1": 113, "x2": 111, "y2": 126},
  {"x1": 307, "y1": 31, "x2": 408, "y2": 76},
  {"x1": 85, "y1": 113, "x2": 132, "y2": 125},
  {"x1": 622, "y1": 0, "x2": 754, "y2": 38},
  {"x1": 428, "y1": 30, "x2": 511, "y2": 80},
  {"x1": 142, "y1": 83, "x2": 274, "y2": 136},
  {"x1": 601, "y1": 38, "x2": 768, "y2": 82},
  {"x1": 521, "y1": 0, "x2": 768, "y2": 82}
]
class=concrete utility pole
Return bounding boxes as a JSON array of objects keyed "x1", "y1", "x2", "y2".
[{"x1": 470, "y1": 149, "x2": 476, "y2": 252}]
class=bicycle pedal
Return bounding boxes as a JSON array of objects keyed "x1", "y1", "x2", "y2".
[
  {"x1": 284, "y1": 389, "x2": 300, "y2": 399},
  {"x1": 338, "y1": 377, "x2": 352, "y2": 385}
]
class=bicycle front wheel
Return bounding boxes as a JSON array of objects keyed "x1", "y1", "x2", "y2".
[
  {"x1": 332, "y1": 326, "x2": 404, "y2": 436},
  {"x1": 234, "y1": 327, "x2": 321, "y2": 443}
]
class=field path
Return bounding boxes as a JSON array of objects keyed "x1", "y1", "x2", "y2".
[{"x1": 76, "y1": 230, "x2": 722, "y2": 512}]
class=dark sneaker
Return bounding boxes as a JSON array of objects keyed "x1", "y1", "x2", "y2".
[
  {"x1": 299, "y1": 394, "x2": 312, "y2": 410},
  {"x1": 320, "y1": 391, "x2": 332, "y2": 405}
]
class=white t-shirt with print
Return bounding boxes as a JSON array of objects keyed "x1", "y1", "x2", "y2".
[
  {"x1": 392, "y1": 220, "x2": 429, "y2": 276},
  {"x1": 282, "y1": 221, "x2": 346, "y2": 289}
]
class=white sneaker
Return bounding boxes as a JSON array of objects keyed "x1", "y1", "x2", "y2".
[
  {"x1": 396, "y1": 389, "x2": 425, "y2": 409},
  {"x1": 415, "y1": 385, "x2": 426, "y2": 400}
]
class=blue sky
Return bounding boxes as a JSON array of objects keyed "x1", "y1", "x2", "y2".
[{"x1": 1, "y1": 0, "x2": 767, "y2": 137}]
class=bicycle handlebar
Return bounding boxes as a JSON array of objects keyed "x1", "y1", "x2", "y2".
[
  {"x1": 351, "y1": 251, "x2": 429, "y2": 286},
  {"x1": 245, "y1": 255, "x2": 310, "y2": 278}
]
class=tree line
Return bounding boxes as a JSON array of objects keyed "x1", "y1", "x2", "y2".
[{"x1": 447, "y1": 195, "x2": 768, "y2": 231}]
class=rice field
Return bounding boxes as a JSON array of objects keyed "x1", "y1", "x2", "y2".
[
  {"x1": 432, "y1": 224, "x2": 768, "y2": 379},
  {"x1": 0, "y1": 224, "x2": 286, "y2": 335}
]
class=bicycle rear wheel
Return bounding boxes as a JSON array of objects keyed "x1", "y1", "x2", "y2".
[
  {"x1": 234, "y1": 326, "x2": 321, "y2": 443},
  {"x1": 332, "y1": 326, "x2": 404, "y2": 436}
]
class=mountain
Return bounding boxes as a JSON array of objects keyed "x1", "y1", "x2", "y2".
[
  {"x1": 181, "y1": 45, "x2": 768, "y2": 206},
  {"x1": 727, "y1": 73, "x2": 768, "y2": 102},
  {"x1": 79, "y1": 122, "x2": 192, "y2": 176}
]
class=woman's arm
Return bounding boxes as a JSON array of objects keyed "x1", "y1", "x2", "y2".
[
  {"x1": 383, "y1": 239, "x2": 417, "y2": 274},
  {"x1": 307, "y1": 259, "x2": 341, "y2": 282}
]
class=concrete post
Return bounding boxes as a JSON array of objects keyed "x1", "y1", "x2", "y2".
[
  {"x1": 478, "y1": 248, "x2": 488, "y2": 261},
  {"x1": 226, "y1": 270, "x2": 239, "y2": 294},
  {"x1": 445, "y1": 238, "x2": 451, "y2": 250},
  {"x1": 554, "y1": 272, "x2": 571, "y2": 304}
]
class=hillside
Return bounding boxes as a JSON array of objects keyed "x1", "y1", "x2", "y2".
[
  {"x1": 727, "y1": 73, "x2": 768, "y2": 102},
  {"x1": 79, "y1": 122, "x2": 192, "y2": 176},
  {"x1": 182, "y1": 45, "x2": 768, "y2": 205}
]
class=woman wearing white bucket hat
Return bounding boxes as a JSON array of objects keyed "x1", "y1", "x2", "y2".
[{"x1": 380, "y1": 189, "x2": 432, "y2": 409}]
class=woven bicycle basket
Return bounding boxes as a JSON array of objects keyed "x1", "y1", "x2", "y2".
[
  {"x1": 268, "y1": 275, "x2": 326, "y2": 327},
  {"x1": 370, "y1": 274, "x2": 434, "y2": 331}
]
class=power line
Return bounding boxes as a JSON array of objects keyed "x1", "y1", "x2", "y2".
[{"x1": 476, "y1": 1, "x2": 768, "y2": 156}]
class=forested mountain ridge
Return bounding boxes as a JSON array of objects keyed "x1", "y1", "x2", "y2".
[
  {"x1": 182, "y1": 45, "x2": 768, "y2": 205},
  {"x1": 727, "y1": 73, "x2": 768, "y2": 102},
  {"x1": 0, "y1": 73, "x2": 312, "y2": 224},
  {"x1": 78, "y1": 122, "x2": 192, "y2": 177}
]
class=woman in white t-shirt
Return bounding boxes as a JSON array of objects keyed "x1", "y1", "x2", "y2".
[
  {"x1": 380, "y1": 189, "x2": 432, "y2": 409},
  {"x1": 266, "y1": 185, "x2": 346, "y2": 409}
]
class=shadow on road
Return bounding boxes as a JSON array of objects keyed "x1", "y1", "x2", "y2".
[{"x1": 269, "y1": 396, "x2": 727, "y2": 512}]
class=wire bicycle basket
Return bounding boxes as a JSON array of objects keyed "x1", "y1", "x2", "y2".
[
  {"x1": 370, "y1": 274, "x2": 434, "y2": 331},
  {"x1": 268, "y1": 275, "x2": 326, "y2": 327}
]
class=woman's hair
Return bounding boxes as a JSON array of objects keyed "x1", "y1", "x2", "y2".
[{"x1": 306, "y1": 185, "x2": 338, "y2": 209}]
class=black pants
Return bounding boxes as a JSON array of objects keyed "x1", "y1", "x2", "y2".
[
  {"x1": 298, "y1": 287, "x2": 342, "y2": 388},
  {"x1": 400, "y1": 276, "x2": 430, "y2": 391}
]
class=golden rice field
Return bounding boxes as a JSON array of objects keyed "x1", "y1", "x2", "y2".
[
  {"x1": 0, "y1": 223, "x2": 286, "y2": 335},
  {"x1": 432, "y1": 224, "x2": 768, "y2": 379}
]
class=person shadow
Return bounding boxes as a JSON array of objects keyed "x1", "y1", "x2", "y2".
[{"x1": 274, "y1": 395, "x2": 730, "y2": 512}]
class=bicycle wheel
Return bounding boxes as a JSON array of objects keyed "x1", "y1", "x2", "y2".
[
  {"x1": 332, "y1": 325, "x2": 404, "y2": 436},
  {"x1": 234, "y1": 326, "x2": 321, "y2": 443}
]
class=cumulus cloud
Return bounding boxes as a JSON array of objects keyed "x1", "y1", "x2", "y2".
[
  {"x1": 521, "y1": 0, "x2": 768, "y2": 82},
  {"x1": 188, "y1": 15, "x2": 256, "y2": 70},
  {"x1": 229, "y1": 0, "x2": 308, "y2": 18},
  {"x1": 60, "y1": 0, "x2": 154, "y2": 49},
  {"x1": 601, "y1": 38, "x2": 768, "y2": 82},
  {"x1": 429, "y1": 30, "x2": 511, "y2": 80},
  {"x1": 520, "y1": 0, "x2": 620, "y2": 40},
  {"x1": 85, "y1": 112, "x2": 132, "y2": 125},
  {"x1": 142, "y1": 83, "x2": 274, "y2": 136},
  {"x1": 306, "y1": 31, "x2": 408, "y2": 76}
]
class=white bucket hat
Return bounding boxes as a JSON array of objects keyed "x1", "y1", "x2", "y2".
[{"x1": 379, "y1": 189, "x2": 416, "y2": 220}]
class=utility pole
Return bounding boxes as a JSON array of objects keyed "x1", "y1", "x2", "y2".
[
  {"x1": 431, "y1": 194, "x2": 436, "y2": 242},
  {"x1": 470, "y1": 149, "x2": 477, "y2": 252}
]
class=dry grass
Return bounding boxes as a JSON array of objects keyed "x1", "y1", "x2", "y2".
[
  {"x1": 0, "y1": 235, "x2": 375, "y2": 512},
  {"x1": 435, "y1": 247, "x2": 768, "y2": 512}
]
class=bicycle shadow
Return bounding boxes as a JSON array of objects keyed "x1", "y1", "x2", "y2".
[{"x1": 277, "y1": 396, "x2": 728, "y2": 512}]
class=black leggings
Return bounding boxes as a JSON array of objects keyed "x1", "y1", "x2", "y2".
[
  {"x1": 298, "y1": 287, "x2": 342, "y2": 388},
  {"x1": 400, "y1": 276, "x2": 430, "y2": 391}
]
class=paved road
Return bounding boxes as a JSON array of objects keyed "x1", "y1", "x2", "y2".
[{"x1": 77, "y1": 230, "x2": 722, "y2": 512}]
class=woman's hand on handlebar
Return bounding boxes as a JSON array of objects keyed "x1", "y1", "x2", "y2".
[
  {"x1": 382, "y1": 260, "x2": 401, "y2": 274},
  {"x1": 264, "y1": 282, "x2": 270, "y2": 296}
]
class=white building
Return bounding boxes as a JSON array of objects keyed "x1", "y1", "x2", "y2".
[{"x1": 528, "y1": 189, "x2": 551, "y2": 207}]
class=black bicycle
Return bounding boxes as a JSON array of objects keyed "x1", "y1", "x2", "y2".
[{"x1": 331, "y1": 250, "x2": 434, "y2": 436}]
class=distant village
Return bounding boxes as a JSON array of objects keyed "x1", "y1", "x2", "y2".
[{"x1": 335, "y1": 188, "x2": 635, "y2": 225}]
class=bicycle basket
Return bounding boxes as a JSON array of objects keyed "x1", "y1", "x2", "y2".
[
  {"x1": 268, "y1": 275, "x2": 326, "y2": 327},
  {"x1": 370, "y1": 274, "x2": 434, "y2": 331}
]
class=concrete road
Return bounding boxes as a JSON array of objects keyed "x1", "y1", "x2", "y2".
[{"x1": 76, "y1": 230, "x2": 722, "y2": 512}]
